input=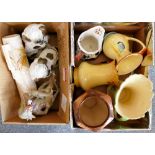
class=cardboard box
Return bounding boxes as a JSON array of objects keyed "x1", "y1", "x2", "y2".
[
  {"x1": 70, "y1": 22, "x2": 154, "y2": 131},
  {"x1": 0, "y1": 22, "x2": 70, "y2": 125}
]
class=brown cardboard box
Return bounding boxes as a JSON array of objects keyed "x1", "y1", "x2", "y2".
[
  {"x1": 0, "y1": 22, "x2": 70, "y2": 125},
  {"x1": 70, "y1": 22, "x2": 153, "y2": 131}
]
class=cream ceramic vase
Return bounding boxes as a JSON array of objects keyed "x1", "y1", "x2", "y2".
[
  {"x1": 115, "y1": 74, "x2": 154, "y2": 120},
  {"x1": 76, "y1": 26, "x2": 105, "y2": 60},
  {"x1": 103, "y1": 33, "x2": 146, "y2": 75},
  {"x1": 74, "y1": 61, "x2": 119, "y2": 90}
]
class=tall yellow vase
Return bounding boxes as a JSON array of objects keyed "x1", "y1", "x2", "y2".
[{"x1": 74, "y1": 61, "x2": 119, "y2": 90}]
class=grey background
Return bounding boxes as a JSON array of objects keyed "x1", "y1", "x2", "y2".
[{"x1": 0, "y1": 65, "x2": 154, "y2": 133}]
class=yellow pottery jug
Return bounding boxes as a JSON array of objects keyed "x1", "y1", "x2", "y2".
[
  {"x1": 74, "y1": 61, "x2": 119, "y2": 90},
  {"x1": 103, "y1": 33, "x2": 146, "y2": 75}
]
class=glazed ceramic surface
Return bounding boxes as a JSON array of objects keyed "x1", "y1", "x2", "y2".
[
  {"x1": 77, "y1": 26, "x2": 105, "y2": 60},
  {"x1": 115, "y1": 74, "x2": 154, "y2": 120},
  {"x1": 103, "y1": 33, "x2": 146, "y2": 75},
  {"x1": 73, "y1": 89, "x2": 114, "y2": 131},
  {"x1": 74, "y1": 61, "x2": 119, "y2": 90}
]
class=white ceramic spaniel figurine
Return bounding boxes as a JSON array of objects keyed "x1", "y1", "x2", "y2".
[
  {"x1": 30, "y1": 46, "x2": 58, "y2": 81},
  {"x1": 22, "y1": 24, "x2": 48, "y2": 57}
]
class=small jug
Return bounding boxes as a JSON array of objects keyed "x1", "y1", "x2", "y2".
[
  {"x1": 75, "y1": 26, "x2": 105, "y2": 61},
  {"x1": 73, "y1": 89, "x2": 114, "y2": 131},
  {"x1": 103, "y1": 32, "x2": 146, "y2": 75}
]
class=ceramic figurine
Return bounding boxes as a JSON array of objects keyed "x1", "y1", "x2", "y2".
[
  {"x1": 75, "y1": 26, "x2": 105, "y2": 61},
  {"x1": 103, "y1": 32, "x2": 146, "y2": 75},
  {"x1": 2, "y1": 34, "x2": 37, "y2": 102},
  {"x1": 73, "y1": 89, "x2": 114, "y2": 131},
  {"x1": 115, "y1": 74, "x2": 154, "y2": 120},
  {"x1": 22, "y1": 23, "x2": 48, "y2": 57},
  {"x1": 74, "y1": 61, "x2": 119, "y2": 90},
  {"x1": 30, "y1": 46, "x2": 58, "y2": 81},
  {"x1": 19, "y1": 74, "x2": 59, "y2": 119},
  {"x1": 1, "y1": 34, "x2": 39, "y2": 121}
]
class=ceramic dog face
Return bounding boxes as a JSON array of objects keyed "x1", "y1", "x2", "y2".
[
  {"x1": 29, "y1": 46, "x2": 58, "y2": 81},
  {"x1": 22, "y1": 24, "x2": 48, "y2": 57}
]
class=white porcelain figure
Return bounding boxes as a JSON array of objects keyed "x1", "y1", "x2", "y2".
[
  {"x1": 30, "y1": 46, "x2": 58, "y2": 81},
  {"x1": 22, "y1": 24, "x2": 48, "y2": 57}
]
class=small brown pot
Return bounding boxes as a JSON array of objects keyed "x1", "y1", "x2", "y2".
[{"x1": 73, "y1": 89, "x2": 114, "y2": 132}]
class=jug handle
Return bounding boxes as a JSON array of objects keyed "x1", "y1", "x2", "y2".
[
  {"x1": 126, "y1": 37, "x2": 146, "y2": 55},
  {"x1": 75, "y1": 51, "x2": 84, "y2": 62}
]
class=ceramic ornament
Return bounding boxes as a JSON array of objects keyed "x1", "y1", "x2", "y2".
[
  {"x1": 75, "y1": 26, "x2": 105, "y2": 61},
  {"x1": 22, "y1": 24, "x2": 48, "y2": 57},
  {"x1": 103, "y1": 33, "x2": 146, "y2": 75},
  {"x1": 74, "y1": 61, "x2": 119, "y2": 90},
  {"x1": 2, "y1": 34, "x2": 37, "y2": 120},
  {"x1": 115, "y1": 74, "x2": 154, "y2": 120},
  {"x1": 2, "y1": 34, "x2": 37, "y2": 94},
  {"x1": 20, "y1": 74, "x2": 59, "y2": 117},
  {"x1": 30, "y1": 46, "x2": 58, "y2": 81},
  {"x1": 73, "y1": 89, "x2": 114, "y2": 132}
]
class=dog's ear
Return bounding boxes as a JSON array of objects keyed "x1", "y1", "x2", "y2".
[
  {"x1": 39, "y1": 25, "x2": 47, "y2": 36},
  {"x1": 22, "y1": 34, "x2": 31, "y2": 42}
]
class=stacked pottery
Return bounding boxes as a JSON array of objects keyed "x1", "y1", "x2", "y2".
[{"x1": 73, "y1": 25, "x2": 154, "y2": 132}]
